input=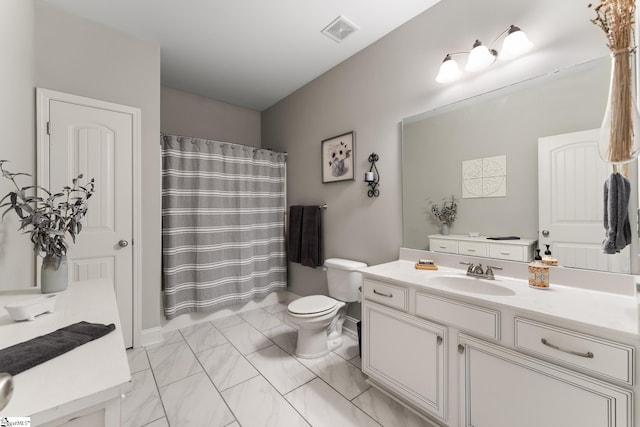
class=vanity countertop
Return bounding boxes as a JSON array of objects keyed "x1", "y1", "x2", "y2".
[
  {"x1": 361, "y1": 260, "x2": 639, "y2": 339},
  {"x1": 0, "y1": 279, "x2": 130, "y2": 423}
]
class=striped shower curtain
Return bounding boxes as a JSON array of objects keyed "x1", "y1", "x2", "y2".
[{"x1": 161, "y1": 135, "x2": 287, "y2": 319}]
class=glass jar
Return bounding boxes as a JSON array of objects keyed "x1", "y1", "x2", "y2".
[{"x1": 528, "y1": 261, "x2": 549, "y2": 290}]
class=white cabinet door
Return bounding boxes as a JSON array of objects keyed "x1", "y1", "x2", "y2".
[
  {"x1": 362, "y1": 300, "x2": 447, "y2": 421},
  {"x1": 458, "y1": 334, "x2": 633, "y2": 427}
]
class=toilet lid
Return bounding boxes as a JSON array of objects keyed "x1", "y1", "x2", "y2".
[{"x1": 288, "y1": 295, "x2": 337, "y2": 315}]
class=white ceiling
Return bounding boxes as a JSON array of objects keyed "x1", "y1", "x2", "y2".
[{"x1": 39, "y1": 0, "x2": 441, "y2": 111}]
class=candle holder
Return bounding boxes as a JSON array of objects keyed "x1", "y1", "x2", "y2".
[{"x1": 364, "y1": 153, "x2": 380, "y2": 197}]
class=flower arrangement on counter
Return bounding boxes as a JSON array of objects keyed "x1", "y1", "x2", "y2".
[
  {"x1": 589, "y1": 0, "x2": 638, "y2": 163},
  {"x1": 428, "y1": 195, "x2": 458, "y2": 226}
]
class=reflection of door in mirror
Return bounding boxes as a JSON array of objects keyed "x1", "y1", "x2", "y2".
[{"x1": 538, "y1": 129, "x2": 630, "y2": 273}]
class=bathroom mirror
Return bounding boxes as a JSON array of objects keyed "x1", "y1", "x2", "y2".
[{"x1": 401, "y1": 56, "x2": 638, "y2": 274}]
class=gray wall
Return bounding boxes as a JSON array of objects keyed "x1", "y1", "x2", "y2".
[
  {"x1": 35, "y1": 2, "x2": 163, "y2": 330},
  {"x1": 261, "y1": 0, "x2": 608, "y2": 314},
  {"x1": 403, "y1": 59, "x2": 610, "y2": 249},
  {"x1": 161, "y1": 86, "x2": 261, "y2": 147},
  {"x1": 0, "y1": 0, "x2": 35, "y2": 290}
]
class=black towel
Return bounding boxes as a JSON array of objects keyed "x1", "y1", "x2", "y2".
[
  {"x1": 0, "y1": 321, "x2": 116, "y2": 376},
  {"x1": 288, "y1": 205, "x2": 304, "y2": 263},
  {"x1": 602, "y1": 173, "x2": 632, "y2": 254},
  {"x1": 287, "y1": 205, "x2": 323, "y2": 267},
  {"x1": 300, "y1": 206, "x2": 323, "y2": 267}
]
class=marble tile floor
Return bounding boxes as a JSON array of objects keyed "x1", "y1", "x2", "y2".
[{"x1": 123, "y1": 302, "x2": 436, "y2": 427}]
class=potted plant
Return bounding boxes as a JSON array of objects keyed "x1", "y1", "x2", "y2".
[
  {"x1": 428, "y1": 195, "x2": 458, "y2": 235},
  {"x1": 0, "y1": 161, "x2": 95, "y2": 293}
]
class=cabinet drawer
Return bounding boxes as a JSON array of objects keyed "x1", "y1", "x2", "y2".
[
  {"x1": 363, "y1": 280, "x2": 408, "y2": 311},
  {"x1": 488, "y1": 243, "x2": 525, "y2": 261},
  {"x1": 415, "y1": 293, "x2": 500, "y2": 340},
  {"x1": 458, "y1": 241, "x2": 488, "y2": 257},
  {"x1": 429, "y1": 238, "x2": 458, "y2": 254},
  {"x1": 514, "y1": 317, "x2": 634, "y2": 385}
]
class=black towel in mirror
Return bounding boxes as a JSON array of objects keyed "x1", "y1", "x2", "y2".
[{"x1": 603, "y1": 172, "x2": 632, "y2": 254}]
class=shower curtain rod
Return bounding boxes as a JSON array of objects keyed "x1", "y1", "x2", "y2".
[{"x1": 160, "y1": 132, "x2": 288, "y2": 155}]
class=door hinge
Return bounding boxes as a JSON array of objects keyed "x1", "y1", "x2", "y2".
[{"x1": 46, "y1": 121, "x2": 51, "y2": 136}]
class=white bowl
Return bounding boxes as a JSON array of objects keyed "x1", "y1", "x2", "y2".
[
  {"x1": 468, "y1": 232, "x2": 480, "y2": 238},
  {"x1": 5, "y1": 294, "x2": 57, "y2": 321}
]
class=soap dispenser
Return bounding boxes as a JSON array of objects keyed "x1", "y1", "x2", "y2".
[
  {"x1": 541, "y1": 244, "x2": 558, "y2": 266},
  {"x1": 534, "y1": 249, "x2": 542, "y2": 261}
]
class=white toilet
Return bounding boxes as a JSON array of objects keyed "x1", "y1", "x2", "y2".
[{"x1": 287, "y1": 258, "x2": 367, "y2": 359}]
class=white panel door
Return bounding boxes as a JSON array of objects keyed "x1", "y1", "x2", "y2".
[
  {"x1": 538, "y1": 129, "x2": 629, "y2": 273},
  {"x1": 46, "y1": 99, "x2": 134, "y2": 347}
]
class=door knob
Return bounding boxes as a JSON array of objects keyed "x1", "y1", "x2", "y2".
[
  {"x1": 542, "y1": 230, "x2": 550, "y2": 237},
  {"x1": 118, "y1": 240, "x2": 129, "y2": 248}
]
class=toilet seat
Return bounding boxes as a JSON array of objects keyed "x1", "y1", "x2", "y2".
[{"x1": 288, "y1": 295, "x2": 337, "y2": 316}]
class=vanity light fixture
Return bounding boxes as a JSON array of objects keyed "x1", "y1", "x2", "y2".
[
  {"x1": 436, "y1": 25, "x2": 533, "y2": 83},
  {"x1": 364, "y1": 153, "x2": 380, "y2": 197}
]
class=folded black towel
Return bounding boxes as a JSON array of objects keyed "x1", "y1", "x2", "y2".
[
  {"x1": 300, "y1": 205, "x2": 323, "y2": 268},
  {"x1": 288, "y1": 205, "x2": 304, "y2": 263},
  {"x1": 288, "y1": 205, "x2": 324, "y2": 267},
  {"x1": 0, "y1": 321, "x2": 115, "y2": 376}
]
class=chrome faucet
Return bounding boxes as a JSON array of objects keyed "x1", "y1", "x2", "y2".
[
  {"x1": 459, "y1": 262, "x2": 502, "y2": 280},
  {"x1": 459, "y1": 261, "x2": 474, "y2": 274}
]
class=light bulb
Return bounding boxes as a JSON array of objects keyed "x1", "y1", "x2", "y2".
[
  {"x1": 435, "y1": 55, "x2": 462, "y2": 83},
  {"x1": 465, "y1": 40, "x2": 497, "y2": 72},
  {"x1": 499, "y1": 25, "x2": 533, "y2": 60}
]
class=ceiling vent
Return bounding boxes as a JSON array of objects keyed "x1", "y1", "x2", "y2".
[{"x1": 321, "y1": 16, "x2": 359, "y2": 43}]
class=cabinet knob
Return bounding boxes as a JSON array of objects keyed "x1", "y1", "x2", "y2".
[
  {"x1": 118, "y1": 239, "x2": 129, "y2": 248},
  {"x1": 458, "y1": 344, "x2": 465, "y2": 354},
  {"x1": 542, "y1": 230, "x2": 550, "y2": 237},
  {"x1": 437, "y1": 336, "x2": 443, "y2": 344}
]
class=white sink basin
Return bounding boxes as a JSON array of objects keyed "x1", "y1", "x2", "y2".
[{"x1": 429, "y1": 275, "x2": 516, "y2": 296}]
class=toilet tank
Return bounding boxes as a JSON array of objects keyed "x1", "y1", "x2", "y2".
[{"x1": 325, "y1": 258, "x2": 368, "y2": 302}]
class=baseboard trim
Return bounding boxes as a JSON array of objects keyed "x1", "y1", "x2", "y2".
[{"x1": 140, "y1": 326, "x2": 163, "y2": 347}]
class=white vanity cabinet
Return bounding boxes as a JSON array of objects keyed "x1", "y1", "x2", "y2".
[
  {"x1": 429, "y1": 234, "x2": 537, "y2": 262},
  {"x1": 362, "y1": 280, "x2": 447, "y2": 422},
  {"x1": 0, "y1": 280, "x2": 130, "y2": 426},
  {"x1": 458, "y1": 334, "x2": 633, "y2": 427},
  {"x1": 360, "y1": 262, "x2": 637, "y2": 427}
]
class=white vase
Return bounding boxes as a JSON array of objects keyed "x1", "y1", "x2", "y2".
[
  {"x1": 598, "y1": 47, "x2": 640, "y2": 164},
  {"x1": 441, "y1": 223, "x2": 449, "y2": 235},
  {"x1": 41, "y1": 255, "x2": 68, "y2": 293}
]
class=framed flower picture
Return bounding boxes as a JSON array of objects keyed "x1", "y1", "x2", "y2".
[{"x1": 321, "y1": 131, "x2": 355, "y2": 183}]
